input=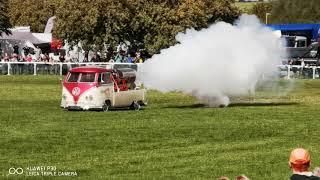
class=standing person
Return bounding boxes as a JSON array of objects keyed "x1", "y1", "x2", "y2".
[
  {"x1": 13, "y1": 43, "x2": 19, "y2": 55},
  {"x1": 26, "y1": 54, "x2": 32, "y2": 62},
  {"x1": 127, "y1": 53, "x2": 134, "y2": 63},
  {"x1": 59, "y1": 53, "x2": 65, "y2": 63},
  {"x1": 96, "y1": 52, "x2": 101, "y2": 62},
  {"x1": 0, "y1": 44, "x2": 2, "y2": 58},
  {"x1": 64, "y1": 53, "x2": 71, "y2": 63},
  {"x1": 25, "y1": 54, "x2": 33, "y2": 74},
  {"x1": 289, "y1": 148, "x2": 320, "y2": 180},
  {"x1": 34, "y1": 46, "x2": 42, "y2": 61},
  {"x1": 90, "y1": 52, "x2": 97, "y2": 62},
  {"x1": 22, "y1": 46, "x2": 30, "y2": 57},
  {"x1": 133, "y1": 52, "x2": 143, "y2": 63},
  {"x1": 114, "y1": 50, "x2": 126, "y2": 63},
  {"x1": 106, "y1": 46, "x2": 114, "y2": 62},
  {"x1": 3, "y1": 53, "x2": 9, "y2": 62},
  {"x1": 84, "y1": 50, "x2": 89, "y2": 62}
]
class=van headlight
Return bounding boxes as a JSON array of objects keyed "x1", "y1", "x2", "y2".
[
  {"x1": 85, "y1": 95, "x2": 93, "y2": 101},
  {"x1": 62, "y1": 94, "x2": 67, "y2": 100}
]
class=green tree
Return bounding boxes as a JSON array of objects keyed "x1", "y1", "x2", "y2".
[
  {"x1": 8, "y1": 0, "x2": 57, "y2": 32},
  {"x1": 54, "y1": 0, "x2": 100, "y2": 48},
  {"x1": 270, "y1": 0, "x2": 320, "y2": 24},
  {"x1": 8, "y1": 0, "x2": 240, "y2": 54},
  {"x1": 0, "y1": 0, "x2": 11, "y2": 35},
  {"x1": 251, "y1": 2, "x2": 272, "y2": 24},
  {"x1": 135, "y1": 0, "x2": 240, "y2": 53}
]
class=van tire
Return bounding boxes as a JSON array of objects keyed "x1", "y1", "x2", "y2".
[
  {"x1": 132, "y1": 101, "x2": 140, "y2": 111},
  {"x1": 102, "y1": 100, "x2": 111, "y2": 112}
]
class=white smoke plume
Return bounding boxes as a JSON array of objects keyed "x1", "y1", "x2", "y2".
[{"x1": 138, "y1": 15, "x2": 286, "y2": 107}]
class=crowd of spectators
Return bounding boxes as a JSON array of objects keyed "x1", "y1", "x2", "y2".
[
  {"x1": 0, "y1": 43, "x2": 148, "y2": 63},
  {"x1": 0, "y1": 44, "x2": 68, "y2": 63},
  {"x1": 0, "y1": 43, "x2": 147, "y2": 74}
]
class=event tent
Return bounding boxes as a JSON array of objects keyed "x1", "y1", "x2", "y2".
[
  {"x1": 267, "y1": 24, "x2": 320, "y2": 45},
  {"x1": 0, "y1": 31, "x2": 52, "y2": 55}
]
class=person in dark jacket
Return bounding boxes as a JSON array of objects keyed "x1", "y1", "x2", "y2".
[
  {"x1": 13, "y1": 43, "x2": 20, "y2": 55},
  {"x1": 289, "y1": 148, "x2": 320, "y2": 180}
]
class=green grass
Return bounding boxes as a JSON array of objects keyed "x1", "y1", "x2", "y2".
[{"x1": 1, "y1": 76, "x2": 320, "y2": 179}]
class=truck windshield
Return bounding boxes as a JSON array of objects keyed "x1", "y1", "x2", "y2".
[
  {"x1": 79, "y1": 73, "x2": 96, "y2": 82},
  {"x1": 67, "y1": 72, "x2": 80, "y2": 82},
  {"x1": 284, "y1": 37, "x2": 295, "y2": 47}
]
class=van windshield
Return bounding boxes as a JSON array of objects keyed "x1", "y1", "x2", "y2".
[
  {"x1": 67, "y1": 72, "x2": 80, "y2": 82},
  {"x1": 79, "y1": 73, "x2": 96, "y2": 82}
]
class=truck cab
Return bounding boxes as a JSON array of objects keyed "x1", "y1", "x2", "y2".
[{"x1": 284, "y1": 35, "x2": 318, "y2": 58}]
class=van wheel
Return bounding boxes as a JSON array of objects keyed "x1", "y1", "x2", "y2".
[
  {"x1": 132, "y1": 101, "x2": 140, "y2": 111},
  {"x1": 102, "y1": 100, "x2": 111, "y2": 112}
]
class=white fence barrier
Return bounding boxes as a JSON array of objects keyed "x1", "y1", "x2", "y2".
[
  {"x1": 277, "y1": 65, "x2": 320, "y2": 79},
  {"x1": 0, "y1": 62, "x2": 141, "y2": 76},
  {"x1": 0, "y1": 62, "x2": 319, "y2": 79}
]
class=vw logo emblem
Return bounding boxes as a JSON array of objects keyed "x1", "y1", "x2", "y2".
[{"x1": 72, "y1": 87, "x2": 81, "y2": 96}]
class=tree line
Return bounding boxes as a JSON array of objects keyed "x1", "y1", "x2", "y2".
[
  {"x1": 1, "y1": 0, "x2": 320, "y2": 54},
  {"x1": 0, "y1": 0, "x2": 11, "y2": 35},
  {"x1": 270, "y1": 0, "x2": 320, "y2": 24},
  {"x1": 251, "y1": 0, "x2": 320, "y2": 24},
  {"x1": 4, "y1": 0, "x2": 240, "y2": 54}
]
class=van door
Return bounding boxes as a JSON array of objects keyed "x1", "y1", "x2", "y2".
[{"x1": 98, "y1": 72, "x2": 114, "y2": 105}]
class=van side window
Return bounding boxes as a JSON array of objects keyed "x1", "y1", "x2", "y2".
[
  {"x1": 100, "y1": 72, "x2": 112, "y2": 84},
  {"x1": 98, "y1": 73, "x2": 102, "y2": 83}
]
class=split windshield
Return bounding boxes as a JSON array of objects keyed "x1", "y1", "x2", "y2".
[
  {"x1": 80, "y1": 73, "x2": 96, "y2": 82},
  {"x1": 68, "y1": 72, "x2": 80, "y2": 82},
  {"x1": 67, "y1": 72, "x2": 96, "y2": 82}
]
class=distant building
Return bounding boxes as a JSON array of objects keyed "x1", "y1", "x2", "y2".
[{"x1": 267, "y1": 24, "x2": 320, "y2": 42}]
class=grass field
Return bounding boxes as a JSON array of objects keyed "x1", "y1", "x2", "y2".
[
  {"x1": 1, "y1": 76, "x2": 320, "y2": 179},
  {"x1": 234, "y1": 2, "x2": 257, "y2": 14}
]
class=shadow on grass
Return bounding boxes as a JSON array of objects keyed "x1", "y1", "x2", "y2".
[
  {"x1": 229, "y1": 102, "x2": 299, "y2": 107},
  {"x1": 164, "y1": 102, "x2": 299, "y2": 109},
  {"x1": 164, "y1": 104, "x2": 212, "y2": 109}
]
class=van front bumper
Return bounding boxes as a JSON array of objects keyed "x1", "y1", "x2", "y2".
[{"x1": 66, "y1": 106, "x2": 83, "y2": 110}]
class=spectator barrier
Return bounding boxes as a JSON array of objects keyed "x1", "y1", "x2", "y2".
[
  {"x1": 278, "y1": 65, "x2": 320, "y2": 79},
  {"x1": 0, "y1": 62, "x2": 319, "y2": 79},
  {"x1": 0, "y1": 62, "x2": 140, "y2": 76}
]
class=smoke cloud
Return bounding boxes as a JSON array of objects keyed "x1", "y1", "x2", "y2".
[{"x1": 138, "y1": 15, "x2": 286, "y2": 107}]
